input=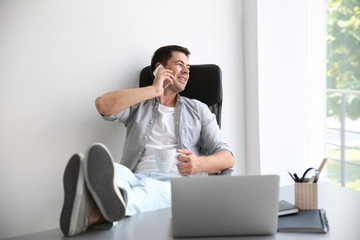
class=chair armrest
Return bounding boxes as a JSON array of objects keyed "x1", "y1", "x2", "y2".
[
  {"x1": 218, "y1": 168, "x2": 233, "y2": 176},
  {"x1": 209, "y1": 168, "x2": 234, "y2": 176}
]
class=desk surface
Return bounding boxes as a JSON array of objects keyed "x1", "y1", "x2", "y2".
[{"x1": 4, "y1": 183, "x2": 360, "y2": 240}]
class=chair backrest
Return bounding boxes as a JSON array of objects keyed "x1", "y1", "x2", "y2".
[{"x1": 139, "y1": 64, "x2": 223, "y2": 128}]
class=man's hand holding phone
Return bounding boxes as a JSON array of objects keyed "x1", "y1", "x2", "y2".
[{"x1": 153, "y1": 64, "x2": 174, "y2": 91}]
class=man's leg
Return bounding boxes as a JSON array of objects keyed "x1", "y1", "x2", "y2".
[
  {"x1": 113, "y1": 164, "x2": 172, "y2": 216},
  {"x1": 60, "y1": 145, "x2": 126, "y2": 237},
  {"x1": 126, "y1": 175, "x2": 172, "y2": 215},
  {"x1": 81, "y1": 143, "x2": 171, "y2": 218}
]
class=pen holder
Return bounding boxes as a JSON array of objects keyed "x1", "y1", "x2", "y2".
[{"x1": 295, "y1": 183, "x2": 318, "y2": 210}]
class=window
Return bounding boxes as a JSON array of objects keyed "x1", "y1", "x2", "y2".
[{"x1": 326, "y1": 0, "x2": 360, "y2": 190}]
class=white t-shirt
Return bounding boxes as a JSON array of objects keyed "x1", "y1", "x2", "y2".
[{"x1": 134, "y1": 104, "x2": 181, "y2": 175}]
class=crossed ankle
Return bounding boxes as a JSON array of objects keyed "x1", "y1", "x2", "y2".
[{"x1": 88, "y1": 206, "x2": 107, "y2": 226}]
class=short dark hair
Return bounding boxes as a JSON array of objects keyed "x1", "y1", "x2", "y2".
[{"x1": 150, "y1": 45, "x2": 191, "y2": 72}]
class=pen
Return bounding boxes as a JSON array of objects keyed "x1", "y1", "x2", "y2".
[
  {"x1": 287, "y1": 170, "x2": 296, "y2": 182},
  {"x1": 318, "y1": 158, "x2": 328, "y2": 175},
  {"x1": 294, "y1": 173, "x2": 300, "y2": 182}
]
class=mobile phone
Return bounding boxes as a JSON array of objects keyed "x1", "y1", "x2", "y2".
[
  {"x1": 153, "y1": 64, "x2": 164, "y2": 77},
  {"x1": 153, "y1": 64, "x2": 170, "y2": 88}
]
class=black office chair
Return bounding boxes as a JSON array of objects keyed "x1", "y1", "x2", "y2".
[{"x1": 139, "y1": 64, "x2": 233, "y2": 176}]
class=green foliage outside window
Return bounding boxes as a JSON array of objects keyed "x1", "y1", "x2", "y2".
[{"x1": 327, "y1": 0, "x2": 360, "y2": 120}]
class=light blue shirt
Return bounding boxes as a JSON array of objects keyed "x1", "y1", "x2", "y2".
[{"x1": 103, "y1": 94, "x2": 232, "y2": 172}]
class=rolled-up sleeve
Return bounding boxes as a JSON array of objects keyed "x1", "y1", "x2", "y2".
[{"x1": 102, "y1": 103, "x2": 139, "y2": 125}]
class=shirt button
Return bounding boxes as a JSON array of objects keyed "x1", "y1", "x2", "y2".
[
  {"x1": 144, "y1": 136, "x2": 148, "y2": 139},
  {"x1": 138, "y1": 152, "x2": 142, "y2": 155},
  {"x1": 150, "y1": 120, "x2": 154, "y2": 124}
]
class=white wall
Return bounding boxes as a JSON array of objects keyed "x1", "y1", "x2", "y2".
[
  {"x1": 0, "y1": 0, "x2": 245, "y2": 238},
  {"x1": 257, "y1": 0, "x2": 327, "y2": 185},
  {"x1": 243, "y1": 0, "x2": 261, "y2": 174},
  {"x1": 242, "y1": 0, "x2": 326, "y2": 184}
]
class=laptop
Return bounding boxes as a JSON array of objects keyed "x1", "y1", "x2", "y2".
[{"x1": 171, "y1": 175, "x2": 280, "y2": 237}]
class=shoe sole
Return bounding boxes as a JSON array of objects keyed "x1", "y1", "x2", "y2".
[
  {"x1": 84, "y1": 143, "x2": 126, "y2": 222},
  {"x1": 60, "y1": 153, "x2": 85, "y2": 236}
]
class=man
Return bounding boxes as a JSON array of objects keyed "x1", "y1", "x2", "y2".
[{"x1": 60, "y1": 45, "x2": 234, "y2": 236}]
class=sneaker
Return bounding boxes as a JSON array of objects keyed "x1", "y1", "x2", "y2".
[
  {"x1": 60, "y1": 153, "x2": 95, "y2": 237},
  {"x1": 84, "y1": 143, "x2": 126, "y2": 222}
]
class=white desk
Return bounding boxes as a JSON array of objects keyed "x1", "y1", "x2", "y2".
[{"x1": 4, "y1": 183, "x2": 360, "y2": 240}]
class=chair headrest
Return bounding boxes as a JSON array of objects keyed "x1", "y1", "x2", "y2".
[{"x1": 139, "y1": 64, "x2": 222, "y2": 107}]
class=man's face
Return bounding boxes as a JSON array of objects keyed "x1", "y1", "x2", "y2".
[{"x1": 164, "y1": 51, "x2": 190, "y2": 92}]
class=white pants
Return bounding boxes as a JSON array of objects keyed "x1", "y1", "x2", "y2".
[{"x1": 113, "y1": 163, "x2": 176, "y2": 216}]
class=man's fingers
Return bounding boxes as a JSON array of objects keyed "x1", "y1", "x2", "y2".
[
  {"x1": 177, "y1": 154, "x2": 189, "y2": 162},
  {"x1": 177, "y1": 148, "x2": 191, "y2": 155},
  {"x1": 177, "y1": 165, "x2": 190, "y2": 175}
]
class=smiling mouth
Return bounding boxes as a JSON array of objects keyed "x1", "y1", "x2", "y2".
[{"x1": 177, "y1": 76, "x2": 187, "y2": 83}]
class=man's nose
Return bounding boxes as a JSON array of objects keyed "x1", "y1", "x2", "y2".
[{"x1": 182, "y1": 67, "x2": 189, "y2": 74}]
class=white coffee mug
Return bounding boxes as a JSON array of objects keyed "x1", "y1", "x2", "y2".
[{"x1": 154, "y1": 148, "x2": 180, "y2": 173}]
